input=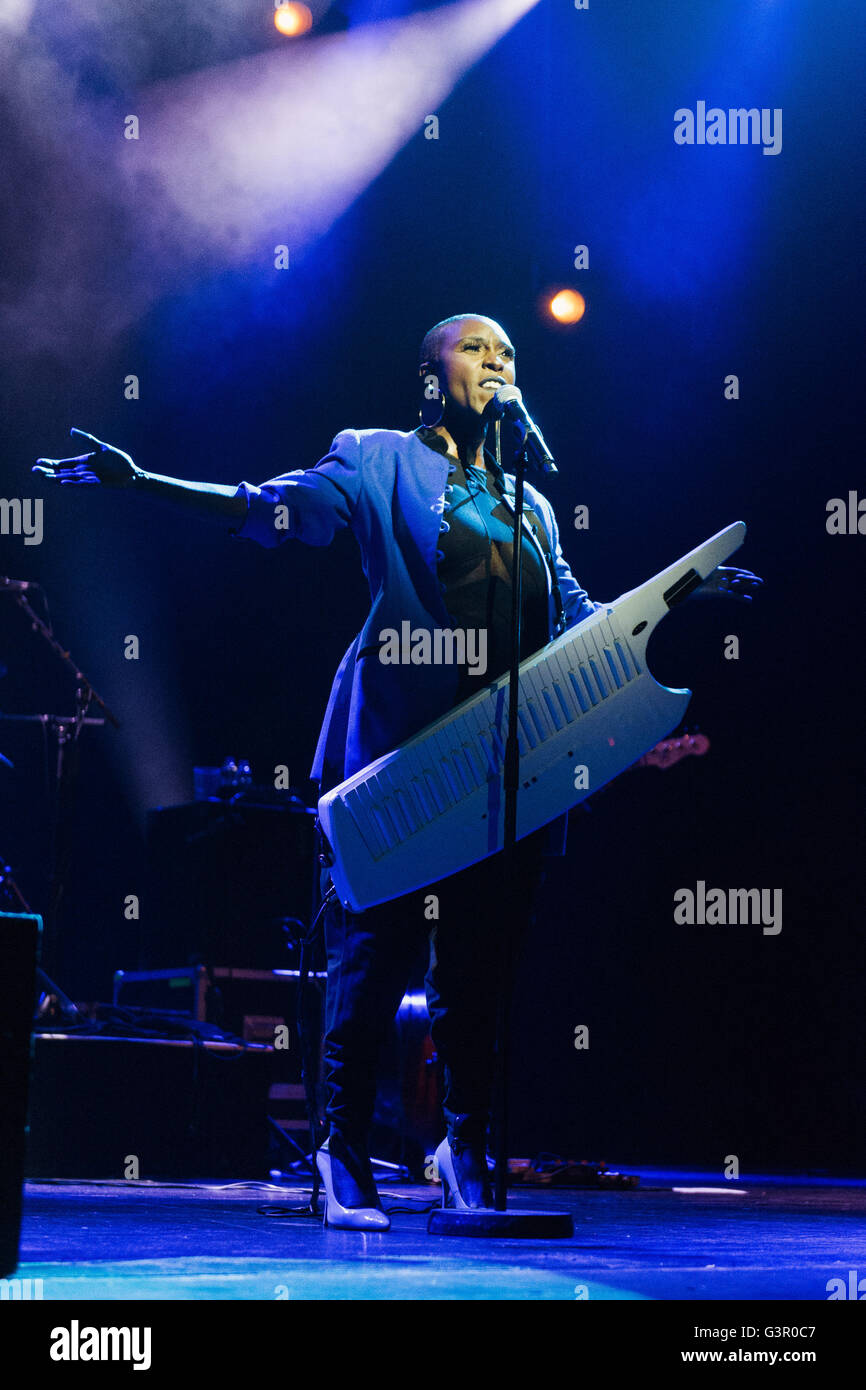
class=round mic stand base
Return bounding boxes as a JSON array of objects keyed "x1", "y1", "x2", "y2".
[{"x1": 427, "y1": 1206, "x2": 573, "y2": 1238}]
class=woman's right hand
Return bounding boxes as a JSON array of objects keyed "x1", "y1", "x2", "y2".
[{"x1": 33, "y1": 428, "x2": 143, "y2": 488}]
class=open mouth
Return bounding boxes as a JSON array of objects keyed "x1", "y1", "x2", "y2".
[{"x1": 479, "y1": 377, "x2": 505, "y2": 390}]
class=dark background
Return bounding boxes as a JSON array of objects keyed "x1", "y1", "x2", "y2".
[{"x1": 1, "y1": 0, "x2": 863, "y2": 1170}]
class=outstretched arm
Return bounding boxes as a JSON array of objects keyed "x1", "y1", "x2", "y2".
[
  {"x1": 33, "y1": 428, "x2": 247, "y2": 524},
  {"x1": 34, "y1": 427, "x2": 364, "y2": 546}
]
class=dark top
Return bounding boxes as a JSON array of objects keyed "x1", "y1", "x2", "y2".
[{"x1": 417, "y1": 427, "x2": 551, "y2": 703}]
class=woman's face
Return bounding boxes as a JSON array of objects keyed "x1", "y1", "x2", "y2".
[{"x1": 424, "y1": 317, "x2": 516, "y2": 418}]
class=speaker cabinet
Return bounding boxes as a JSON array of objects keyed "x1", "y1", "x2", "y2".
[{"x1": 0, "y1": 911, "x2": 41, "y2": 1277}]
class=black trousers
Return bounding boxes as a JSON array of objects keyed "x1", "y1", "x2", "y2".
[{"x1": 321, "y1": 827, "x2": 548, "y2": 1146}]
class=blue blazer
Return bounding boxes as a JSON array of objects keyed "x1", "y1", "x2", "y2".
[{"x1": 233, "y1": 428, "x2": 599, "y2": 845}]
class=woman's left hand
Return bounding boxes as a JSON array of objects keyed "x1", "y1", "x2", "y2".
[{"x1": 693, "y1": 566, "x2": 764, "y2": 602}]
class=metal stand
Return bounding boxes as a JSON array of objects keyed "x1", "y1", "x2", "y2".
[
  {"x1": 0, "y1": 580, "x2": 118, "y2": 997},
  {"x1": 428, "y1": 415, "x2": 573, "y2": 1238}
]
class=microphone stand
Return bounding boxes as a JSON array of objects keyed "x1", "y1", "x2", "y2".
[
  {"x1": 428, "y1": 416, "x2": 573, "y2": 1238},
  {"x1": 493, "y1": 420, "x2": 528, "y2": 1211},
  {"x1": 1, "y1": 583, "x2": 119, "y2": 994}
]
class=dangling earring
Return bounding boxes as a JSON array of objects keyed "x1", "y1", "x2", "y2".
[{"x1": 419, "y1": 371, "x2": 445, "y2": 428}]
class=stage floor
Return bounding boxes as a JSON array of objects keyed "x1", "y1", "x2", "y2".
[{"x1": 14, "y1": 1167, "x2": 866, "y2": 1301}]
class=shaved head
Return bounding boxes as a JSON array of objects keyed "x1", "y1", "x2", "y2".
[{"x1": 419, "y1": 314, "x2": 509, "y2": 368}]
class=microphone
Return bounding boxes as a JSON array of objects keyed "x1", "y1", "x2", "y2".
[
  {"x1": 0, "y1": 576, "x2": 35, "y2": 592},
  {"x1": 490, "y1": 386, "x2": 557, "y2": 474}
]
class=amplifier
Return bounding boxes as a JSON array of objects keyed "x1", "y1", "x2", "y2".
[
  {"x1": 25, "y1": 1033, "x2": 274, "y2": 1180},
  {"x1": 145, "y1": 800, "x2": 318, "y2": 969}
]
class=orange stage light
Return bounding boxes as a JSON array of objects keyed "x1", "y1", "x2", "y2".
[
  {"x1": 274, "y1": 3, "x2": 313, "y2": 37},
  {"x1": 549, "y1": 289, "x2": 586, "y2": 324}
]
